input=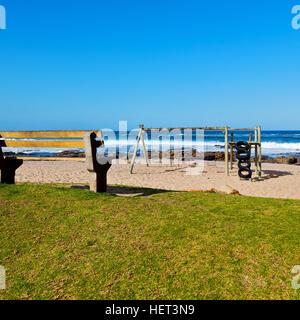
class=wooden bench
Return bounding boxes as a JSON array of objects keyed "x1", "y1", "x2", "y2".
[{"x1": 0, "y1": 130, "x2": 112, "y2": 192}]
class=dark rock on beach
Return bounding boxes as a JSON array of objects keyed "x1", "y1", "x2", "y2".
[
  {"x1": 3, "y1": 149, "x2": 300, "y2": 166},
  {"x1": 3, "y1": 152, "x2": 28, "y2": 157},
  {"x1": 287, "y1": 156, "x2": 298, "y2": 164},
  {"x1": 53, "y1": 151, "x2": 85, "y2": 158},
  {"x1": 204, "y1": 152, "x2": 225, "y2": 161},
  {"x1": 268, "y1": 155, "x2": 299, "y2": 165},
  {"x1": 3, "y1": 150, "x2": 86, "y2": 158}
]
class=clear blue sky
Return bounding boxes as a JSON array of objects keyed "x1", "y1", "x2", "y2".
[{"x1": 0, "y1": 0, "x2": 299, "y2": 130}]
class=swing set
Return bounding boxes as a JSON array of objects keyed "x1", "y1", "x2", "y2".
[{"x1": 129, "y1": 125, "x2": 262, "y2": 177}]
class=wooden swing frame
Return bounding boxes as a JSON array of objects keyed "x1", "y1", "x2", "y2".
[{"x1": 129, "y1": 125, "x2": 262, "y2": 177}]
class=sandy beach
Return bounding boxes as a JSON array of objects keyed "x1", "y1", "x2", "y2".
[{"x1": 14, "y1": 160, "x2": 300, "y2": 200}]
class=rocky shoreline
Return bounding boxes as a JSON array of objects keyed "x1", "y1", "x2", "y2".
[
  {"x1": 203, "y1": 152, "x2": 300, "y2": 165},
  {"x1": 4, "y1": 150, "x2": 300, "y2": 165}
]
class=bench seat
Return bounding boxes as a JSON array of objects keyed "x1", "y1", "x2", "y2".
[{"x1": 0, "y1": 130, "x2": 111, "y2": 192}]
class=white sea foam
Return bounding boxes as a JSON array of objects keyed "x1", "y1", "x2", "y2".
[
  {"x1": 106, "y1": 139, "x2": 300, "y2": 149},
  {"x1": 2, "y1": 147, "x2": 83, "y2": 154},
  {"x1": 261, "y1": 142, "x2": 300, "y2": 150},
  {"x1": 3, "y1": 140, "x2": 300, "y2": 156}
]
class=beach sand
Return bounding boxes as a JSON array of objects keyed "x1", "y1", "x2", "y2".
[{"x1": 13, "y1": 159, "x2": 300, "y2": 200}]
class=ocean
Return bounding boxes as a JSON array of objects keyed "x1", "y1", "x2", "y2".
[
  {"x1": 2, "y1": 130, "x2": 300, "y2": 159},
  {"x1": 201, "y1": 130, "x2": 300, "y2": 157},
  {"x1": 104, "y1": 130, "x2": 300, "y2": 158}
]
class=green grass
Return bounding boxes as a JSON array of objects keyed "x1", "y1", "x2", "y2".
[{"x1": 0, "y1": 183, "x2": 300, "y2": 300}]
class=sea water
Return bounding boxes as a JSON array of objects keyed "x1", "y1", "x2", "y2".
[{"x1": 2, "y1": 130, "x2": 300, "y2": 158}]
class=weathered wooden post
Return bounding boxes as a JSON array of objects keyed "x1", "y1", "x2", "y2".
[
  {"x1": 249, "y1": 132, "x2": 253, "y2": 171},
  {"x1": 258, "y1": 126, "x2": 262, "y2": 177},
  {"x1": 84, "y1": 131, "x2": 111, "y2": 193},
  {"x1": 0, "y1": 158, "x2": 23, "y2": 184},
  {"x1": 141, "y1": 128, "x2": 149, "y2": 167},
  {"x1": 225, "y1": 127, "x2": 229, "y2": 176},
  {"x1": 130, "y1": 125, "x2": 144, "y2": 174},
  {"x1": 181, "y1": 129, "x2": 185, "y2": 163},
  {"x1": 254, "y1": 126, "x2": 258, "y2": 175},
  {"x1": 0, "y1": 140, "x2": 23, "y2": 184},
  {"x1": 230, "y1": 132, "x2": 234, "y2": 170}
]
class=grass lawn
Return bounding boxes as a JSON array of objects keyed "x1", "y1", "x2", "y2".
[{"x1": 0, "y1": 183, "x2": 300, "y2": 300}]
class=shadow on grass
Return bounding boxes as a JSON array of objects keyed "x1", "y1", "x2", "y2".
[{"x1": 70, "y1": 185, "x2": 171, "y2": 197}]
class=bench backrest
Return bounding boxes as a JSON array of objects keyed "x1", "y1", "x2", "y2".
[{"x1": 0, "y1": 130, "x2": 103, "y2": 161}]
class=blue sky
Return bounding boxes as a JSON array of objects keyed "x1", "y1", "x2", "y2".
[{"x1": 0, "y1": 0, "x2": 299, "y2": 130}]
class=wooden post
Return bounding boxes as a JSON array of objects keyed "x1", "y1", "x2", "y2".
[
  {"x1": 0, "y1": 141, "x2": 23, "y2": 184},
  {"x1": 159, "y1": 149, "x2": 163, "y2": 164},
  {"x1": 249, "y1": 133, "x2": 253, "y2": 169},
  {"x1": 258, "y1": 125, "x2": 262, "y2": 177},
  {"x1": 230, "y1": 133, "x2": 234, "y2": 170},
  {"x1": 225, "y1": 127, "x2": 229, "y2": 176},
  {"x1": 129, "y1": 125, "x2": 143, "y2": 174},
  {"x1": 254, "y1": 127, "x2": 258, "y2": 175},
  {"x1": 181, "y1": 129, "x2": 186, "y2": 163},
  {"x1": 0, "y1": 158, "x2": 23, "y2": 184},
  {"x1": 141, "y1": 129, "x2": 149, "y2": 167},
  {"x1": 84, "y1": 131, "x2": 111, "y2": 192},
  {"x1": 254, "y1": 126, "x2": 258, "y2": 142}
]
